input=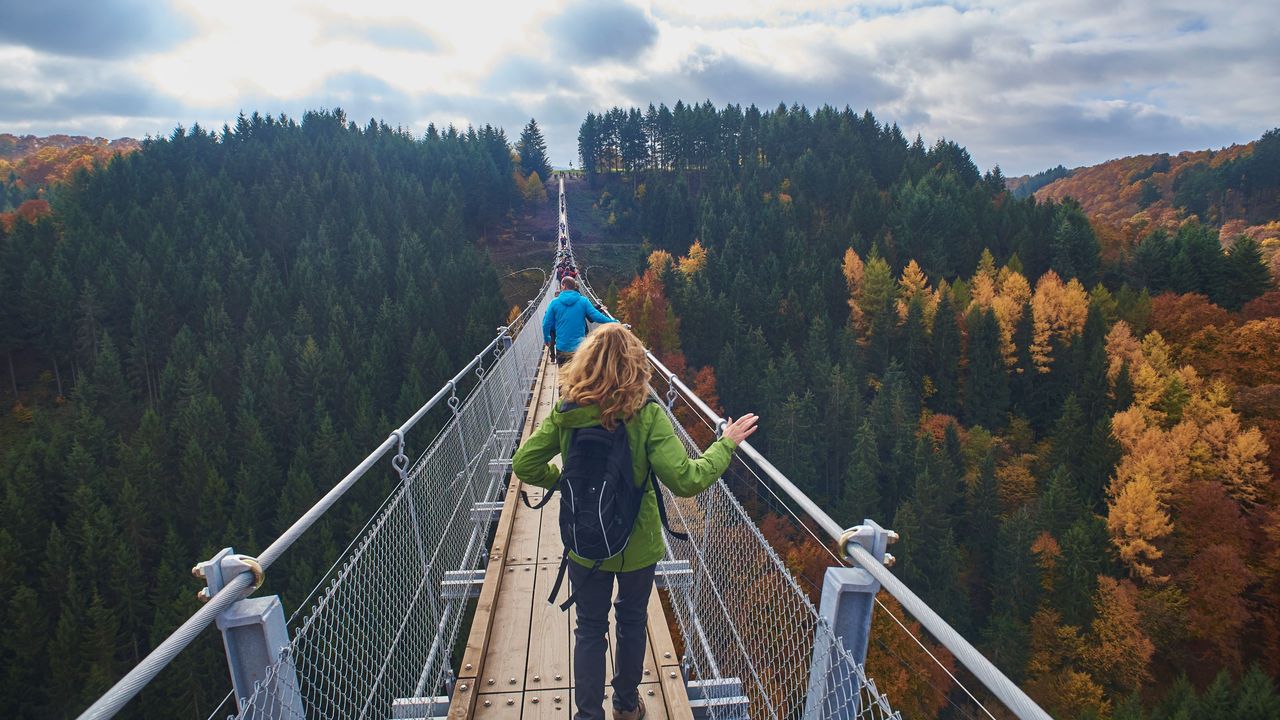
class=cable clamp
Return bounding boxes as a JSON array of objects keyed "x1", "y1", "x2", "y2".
[
  {"x1": 839, "y1": 525, "x2": 871, "y2": 561},
  {"x1": 196, "y1": 554, "x2": 266, "y2": 602}
]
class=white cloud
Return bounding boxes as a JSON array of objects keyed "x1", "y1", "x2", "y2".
[{"x1": 1, "y1": 0, "x2": 1277, "y2": 174}]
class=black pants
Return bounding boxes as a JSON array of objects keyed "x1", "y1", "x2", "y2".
[
  {"x1": 567, "y1": 562, "x2": 656, "y2": 720},
  {"x1": 555, "y1": 349, "x2": 574, "y2": 365}
]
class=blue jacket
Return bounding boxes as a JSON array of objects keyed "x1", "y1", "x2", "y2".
[{"x1": 543, "y1": 290, "x2": 616, "y2": 351}]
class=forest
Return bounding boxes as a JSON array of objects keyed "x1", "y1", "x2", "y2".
[
  {"x1": 580, "y1": 101, "x2": 1280, "y2": 719},
  {"x1": 2, "y1": 96, "x2": 1277, "y2": 720},
  {"x1": 0, "y1": 110, "x2": 525, "y2": 717}
]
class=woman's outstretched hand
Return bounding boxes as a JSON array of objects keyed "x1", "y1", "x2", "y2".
[{"x1": 723, "y1": 413, "x2": 759, "y2": 445}]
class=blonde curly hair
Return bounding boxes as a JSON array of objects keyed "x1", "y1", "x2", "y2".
[{"x1": 559, "y1": 323, "x2": 651, "y2": 429}]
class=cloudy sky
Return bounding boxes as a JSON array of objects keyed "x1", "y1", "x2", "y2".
[{"x1": 2, "y1": 0, "x2": 1276, "y2": 175}]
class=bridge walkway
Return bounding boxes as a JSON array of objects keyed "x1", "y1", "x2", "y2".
[{"x1": 447, "y1": 353, "x2": 693, "y2": 720}]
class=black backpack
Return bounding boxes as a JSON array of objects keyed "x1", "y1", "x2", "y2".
[{"x1": 521, "y1": 401, "x2": 687, "y2": 610}]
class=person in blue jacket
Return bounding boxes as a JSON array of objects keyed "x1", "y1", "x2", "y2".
[{"x1": 544, "y1": 276, "x2": 616, "y2": 364}]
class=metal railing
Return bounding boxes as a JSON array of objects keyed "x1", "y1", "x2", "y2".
[
  {"x1": 223, "y1": 280, "x2": 555, "y2": 719},
  {"x1": 78, "y1": 280, "x2": 553, "y2": 720}
]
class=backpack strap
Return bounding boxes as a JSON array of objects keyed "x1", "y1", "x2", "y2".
[
  {"x1": 549, "y1": 548, "x2": 603, "y2": 611},
  {"x1": 642, "y1": 398, "x2": 691, "y2": 542},
  {"x1": 520, "y1": 480, "x2": 557, "y2": 509},
  {"x1": 650, "y1": 470, "x2": 689, "y2": 542}
]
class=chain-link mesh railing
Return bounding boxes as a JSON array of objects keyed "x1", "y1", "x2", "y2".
[
  {"x1": 652, "y1": 399, "x2": 901, "y2": 720},
  {"x1": 229, "y1": 282, "x2": 554, "y2": 720}
]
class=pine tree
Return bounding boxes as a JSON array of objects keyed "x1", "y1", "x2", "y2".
[
  {"x1": 517, "y1": 118, "x2": 552, "y2": 182},
  {"x1": 1235, "y1": 664, "x2": 1280, "y2": 720},
  {"x1": 843, "y1": 420, "x2": 882, "y2": 521},
  {"x1": 1223, "y1": 236, "x2": 1272, "y2": 310},
  {"x1": 929, "y1": 290, "x2": 961, "y2": 415},
  {"x1": 963, "y1": 306, "x2": 1009, "y2": 430}
]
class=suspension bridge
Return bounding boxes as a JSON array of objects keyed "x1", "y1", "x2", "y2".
[{"x1": 78, "y1": 178, "x2": 1054, "y2": 720}]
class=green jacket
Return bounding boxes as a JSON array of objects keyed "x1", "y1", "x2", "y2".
[{"x1": 511, "y1": 401, "x2": 737, "y2": 572}]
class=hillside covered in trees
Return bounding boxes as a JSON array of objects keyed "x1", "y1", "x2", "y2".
[
  {"x1": 0, "y1": 110, "x2": 521, "y2": 717},
  {"x1": 1012, "y1": 130, "x2": 1280, "y2": 277},
  {"x1": 580, "y1": 101, "x2": 1280, "y2": 719},
  {"x1": 0, "y1": 134, "x2": 141, "y2": 220}
]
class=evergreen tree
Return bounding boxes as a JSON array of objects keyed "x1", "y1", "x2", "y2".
[
  {"x1": 517, "y1": 118, "x2": 552, "y2": 182},
  {"x1": 929, "y1": 290, "x2": 961, "y2": 415},
  {"x1": 963, "y1": 307, "x2": 1009, "y2": 430},
  {"x1": 1223, "y1": 236, "x2": 1273, "y2": 310}
]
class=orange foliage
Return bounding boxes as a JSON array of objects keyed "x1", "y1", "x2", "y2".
[
  {"x1": 918, "y1": 414, "x2": 963, "y2": 446},
  {"x1": 0, "y1": 198, "x2": 52, "y2": 232},
  {"x1": 616, "y1": 269, "x2": 681, "y2": 356},
  {"x1": 0, "y1": 134, "x2": 138, "y2": 192},
  {"x1": 677, "y1": 241, "x2": 707, "y2": 276},
  {"x1": 1172, "y1": 481, "x2": 1253, "y2": 671},
  {"x1": 841, "y1": 247, "x2": 866, "y2": 330},
  {"x1": 1260, "y1": 508, "x2": 1280, "y2": 674},
  {"x1": 670, "y1": 365, "x2": 722, "y2": 448},
  {"x1": 864, "y1": 595, "x2": 956, "y2": 719},
  {"x1": 1241, "y1": 290, "x2": 1280, "y2": 321},
  {"x1": 1181, "y1": 318, "x2": 1280, "y2": 387},
  {"x1": 1085, "y1": 576, "x2": 1154, "y2": 692},
  {"x1": 757, "y1": 513, "x2": 831, "y2": 599},
  {"x1": 1033, "y1": 143, "x2": 1254, "y2": 244},
  {"x1": 1148, "y1": 293, "x2": 1232, "y2": 345}
]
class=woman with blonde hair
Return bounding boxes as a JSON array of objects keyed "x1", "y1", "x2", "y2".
[{"x1": 513, "y1": 323, "x2": 757, "y2": 720}]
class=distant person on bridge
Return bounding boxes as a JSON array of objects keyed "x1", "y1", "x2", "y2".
[
  {"x1": 513, "y1": 323, "x2": 758, "y2": 720},
  {"x1": 543, "y1": 276, "x2": 614, "y2": 364}
]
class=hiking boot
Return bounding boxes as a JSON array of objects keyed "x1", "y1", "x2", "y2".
[{"x1": 613, "y1": 697, "x2": 646, "y2": 720}]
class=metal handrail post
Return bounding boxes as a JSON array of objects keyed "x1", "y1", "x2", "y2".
[{"x1": 802, "y1": 521, "x2": 891, "y2": 720}]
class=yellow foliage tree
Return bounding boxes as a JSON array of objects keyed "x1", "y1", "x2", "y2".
[
  {"x1": 1104, "y1": 326, "x2": 1271, "y2": 581},
  {"x1": 1086, "y1": 577, "x2": 1155, "y2": 693},
  {"x1": 841, "y1": 247, "x2": 866, "y2": 330},
  {"x1": 896, "y1": 259, "x2": 931, "y2": 320},
  {"x1": 1104, "y1": 320, "x2": 1142, "y2": 380},
  {"x1": 1030, "y1": 271, "x2": 1089, "y2": 372},
  {"x1": 1025, "y1": 608, "x2": 1110, "y2": 719},
  {"x1": 1108, "y1": 470, "x2": 1174, "y2": 581},
  {"x1": 647, "y1": 249, "x2": 675, "y2": 275},
  {"x1": 968, "y1": 265, "x2": 1029, "y2": 366},
  {"x1": 523, "y1": 170, "x2": 548, "y2": 204},
  {"x1": 678, "y1": 240, "x2": 707, "y2": 276},
  {"x1": 996, "y1": 454, "x2": 1038, "y2": 513}
]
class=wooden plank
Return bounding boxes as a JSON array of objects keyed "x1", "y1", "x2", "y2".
[
  {"x1": 645, "y1": 590, "x2": 681, "y2": 668},
  {"x1": 478, "y1": 562, "x2": 537, "y2": 694},
  {"x1": 536, "y1": 493, "x2": 563, "y2": 563},
  {"x1": 525, "y1": 562, "x2": 572, "y2": 690},
  {"x1": 638, "y1": 683, "x2": 670, "y2": 720},
  {"x1": 450, "y1": 355, "x2": 550, "y2": 719},
  {"x1": 648, "y1": 589, "x2": 695, "y2": 720},
  {"x1": 467, "y1": 691, "x2": 524, "y2": 720},
  {"x1": 507, "y1": 501, "x2": 543, "y2": 565},
  {"x1": 655, "y1": 669, "x2": 693, "y2": 720},
  {"x1": 511, "y1": 360, "x2": 559, "y2": 566},
  {"x1": 525, "y1": 692, "x2": 574, "y2": 720}
]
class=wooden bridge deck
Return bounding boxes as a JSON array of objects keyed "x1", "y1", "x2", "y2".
[{"x1": 447, "y1": 355, "x2": 693, "y2": 720}]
